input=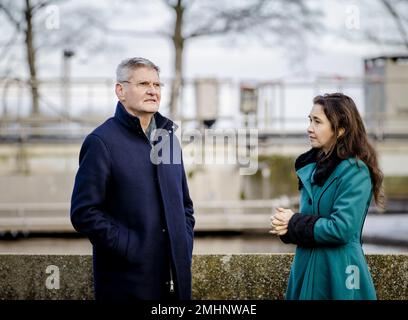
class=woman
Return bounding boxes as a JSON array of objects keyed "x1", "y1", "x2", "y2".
[{"x1": 270, "y1": 93, "x2": 383, "y2": 300}]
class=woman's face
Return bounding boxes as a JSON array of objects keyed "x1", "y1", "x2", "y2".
[{"x1": 307, "y1": 104, "x2": 335, "y2": 154}]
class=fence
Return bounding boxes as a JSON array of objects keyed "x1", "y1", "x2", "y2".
[{"x1": 1, "y1": 76, "x2": 408, "y2": 141}]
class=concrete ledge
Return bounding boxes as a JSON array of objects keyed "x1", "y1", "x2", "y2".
[{"x1": 0, "y1": 254, "x2": 407, "y2": 300}]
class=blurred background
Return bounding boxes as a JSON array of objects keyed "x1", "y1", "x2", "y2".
[{"x1": 0, "y1": 0, "x2": 407, "y2": 255}]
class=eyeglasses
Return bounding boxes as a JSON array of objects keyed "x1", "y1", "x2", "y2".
[{"x1": 121, "y1": 80, "x2": 164, "y2": 91}]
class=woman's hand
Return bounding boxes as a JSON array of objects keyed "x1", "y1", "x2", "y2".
[{"x1": 269, "y1": 207, "x2": 295, "y2": 236}]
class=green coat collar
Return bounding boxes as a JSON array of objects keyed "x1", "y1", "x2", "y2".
[
  {"x1": 296, "y1": 163, "x2": 316, "y2": 200},
  {"x1": 296, "y1": 159, "x2": 355, "y2": 202}
]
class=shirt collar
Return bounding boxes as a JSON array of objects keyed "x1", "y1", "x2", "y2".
[
  {"x1": 145, "y1": 116, "x2": 156, "y2": 142},
  {"x1": 114, "y1": 101, "x2": 177, "y2": 134}
]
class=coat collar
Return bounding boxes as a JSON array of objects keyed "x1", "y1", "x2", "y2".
[
  {"x1": 297, "y1": 157, "x2": 354, "y2": 202},
  {"x1": 296, "y1": 163, "x2": 316, "y2": 200},
  {"x1": 295, "y1": 148, "x2": 343, "y2": 187},
  {"x1": 114, "y1": 101, "x2": 178, "y2": 134},
  {"x1": 312, "y1": 159, "x2": 353, "y2": 208}
]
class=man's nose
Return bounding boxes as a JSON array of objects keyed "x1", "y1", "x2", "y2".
[{"x1": 307, "y1": 124, "x2": 314, "y2": 133}]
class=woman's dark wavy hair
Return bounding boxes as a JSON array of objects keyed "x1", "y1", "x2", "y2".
[{"x1": 313, "y1": 93, "x2": 385, "y2": 208}]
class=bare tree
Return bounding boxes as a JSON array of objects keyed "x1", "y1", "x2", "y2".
[
  {"x1": 0, "y1": 0, "x2": 48, "y2": 116},
  {"x1": 0, "y1": 0, "x2": 107, "y2": 117},
  {"x1": 341, "y1": 0, "x2": 408, "y2": 50},
  {"x1": 378, "y1": 0, "x2": 408, "y2": 49},
  {"x1": 0, "y1": 0, "x2": 63, "y2": 116},
  {"x1": 107, "y1": 0, "x2": 321, "y2": 119},
  {"x1": 160, "y1": 0, "x2": 321, "y2": 119},
  {"x1": 1, "y1": 0, "x2": 321, "y2": 119}
]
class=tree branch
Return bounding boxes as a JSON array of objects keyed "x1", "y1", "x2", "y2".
[
  {"x1": 381, "y1": 0, "x2": 408, "y2": 49},
  {"x1": 0, "y1": 1, "x2": 22, "y2": 29},
  {"x1": 366, "y1": 29, "x2": 408, "y2": 47},
  {"x1": 95, "y1": 26, "x2": 170, "y2": 39},
  {"x1": 31, "y1": 0, "x2": 58, "y2": 14},
  {"x1": 0, "y1": 27, "x2": 20, "y2": 62},
  {"x1": 185, "y1": 0, "x2": 319, "y2": 40}
]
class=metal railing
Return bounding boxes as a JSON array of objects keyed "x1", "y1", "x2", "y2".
[{"x1": 1, "y1": 76, "x2": 408, "y2": 142}]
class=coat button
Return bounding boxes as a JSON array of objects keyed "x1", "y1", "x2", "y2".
[
  {"x1": 162, "y1": 228, "x2": 166, "y2": 233},
  {"x1": 308, "y1": 198, "x2": 312, "y2": 205}
]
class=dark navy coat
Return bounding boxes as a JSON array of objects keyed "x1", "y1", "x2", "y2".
[{"x1": 70, "y1": 102, "x2": 195, "y2": 300}]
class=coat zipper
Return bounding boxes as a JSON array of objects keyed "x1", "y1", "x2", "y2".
[
  {"x1": 169, "y1": 261, "x2": 174, "y2": 293},
  {"x1": 150, "y1": 118, "x2": 174, "y2": 293}
]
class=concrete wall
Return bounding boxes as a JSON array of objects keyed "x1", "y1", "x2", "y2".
[{"x1": 0, "y1": 254, "x2": 407, "y2": 300}]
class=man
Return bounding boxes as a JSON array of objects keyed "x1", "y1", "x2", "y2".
[{"x1": 70, "y1": 57, "x2": 195, "y2": 300}]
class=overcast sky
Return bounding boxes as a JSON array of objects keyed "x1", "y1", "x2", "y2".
[
  {"x1": 70, "y1": 0, "x2": 406, "y2": 80},
  {"x1": 76, "y1": 1, "x2": 400, "y2": 81},
  {"x1": 0, "y1": 0, "x2": 406, "y2": 119},
  {"x1": 1, "y1": 0, "x2": 405, "y2": 80}
]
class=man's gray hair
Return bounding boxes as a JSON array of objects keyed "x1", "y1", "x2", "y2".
[{"x1": 116, "y1": 57, "x2": 160, "y2": 82}]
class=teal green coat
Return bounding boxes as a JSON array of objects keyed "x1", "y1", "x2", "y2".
[{"x1": 285, "y1": 158, "x2": 377, "y2": 300}]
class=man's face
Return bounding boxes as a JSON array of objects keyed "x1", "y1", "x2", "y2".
[{"x1": 115, "y1": 67, "x2": 161, "y2": 117}]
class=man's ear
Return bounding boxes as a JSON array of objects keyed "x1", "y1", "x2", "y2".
[
  {"x1": 115, "y1": 83, "x2": 124, "y2": 100},
  {"x1": 338, "y1": 128, "x2": 345, "y2": 138}
]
